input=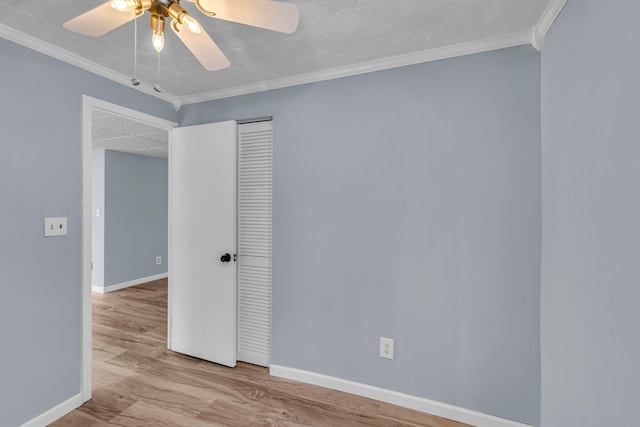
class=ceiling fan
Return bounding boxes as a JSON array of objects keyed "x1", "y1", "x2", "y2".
[{"x1": 63, "y1": 0, "x2": 299, "y2": 71}]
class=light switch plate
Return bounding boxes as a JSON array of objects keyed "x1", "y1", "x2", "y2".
[{"x1": 45, "y1": 217, "x2": 67, "y2": 237}]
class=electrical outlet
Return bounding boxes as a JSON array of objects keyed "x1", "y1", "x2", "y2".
[
  {"x1": 156, "y1": 256, "x2": 162, "y2": 265},
  {"x1": 44, "y1": 217, "x2": 67, "y2": 237},
  {"x1": 380, "y1": 337, "x2": 394, "y2": 360}
]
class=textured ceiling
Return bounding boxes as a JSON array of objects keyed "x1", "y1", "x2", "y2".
[
  {"x1": 93, "y1": 110, "x2": 168, "y2": 159},
  {"x1": 0, "y1": 0, "x2": 555, "y2": 102}
]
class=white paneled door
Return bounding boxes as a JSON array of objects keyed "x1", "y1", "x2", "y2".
[{"x1": 169, "y1": 120, "x2": 237, "y2": 368}]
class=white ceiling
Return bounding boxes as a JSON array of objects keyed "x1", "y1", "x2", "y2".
[
  {"x1": 0, "y1": 0, "x2": 564, "y2": 105},
  {"x1": 93, "y1": 110, "x2": 168, "y2": 158}
]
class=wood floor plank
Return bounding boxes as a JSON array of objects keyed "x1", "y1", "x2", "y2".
[
  {"x1": 50, "y1": 279, "x2": 470, "y2": 427},
  {"x1": 109, "y1": 401, "x2": 223, "y2": 427},
  {"x1": 76, "y1": 387, "x2": 137, "y2": 423},
  {"x1": 93, "y1": 340, "x2": 129, "y2": 363},
  {"x1": 198, "y1": 398, "x2": 319, "y2": 427},
  {"x1": 92, "y1": 323, "x2": 165, "y2": 357},
  {"x1": 48, "y1": 411, "x2": 111, "y2": 427},
  {"x1": 102, "y1": 374, "x2": 218, "y2": 419},
  {"x1": 92, "y1": 360, "x2": 135, "y2": 390}
]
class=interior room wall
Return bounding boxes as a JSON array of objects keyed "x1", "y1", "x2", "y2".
[
  {"x1": 0, "y1": 36, "x2": 176, "y2": 426},
  {"x1": 104, "y1": 150, "x2": 168, "y2": 287},
  {"x1": 180, "y1": 46, "x2": 542, "y2": 425},
  {"x1": 6, "y1": 1, "x2": 638, "y2": 423},
  {"x1": 541, "y1": 1, "x2": 640, "y2": 426}
]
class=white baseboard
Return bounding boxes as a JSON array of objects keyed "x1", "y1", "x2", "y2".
[
  {"x1": 92, "y1": 273, "x2": 168, "y2": 293},
  {"x1": 269, "y1": 365, "x2": 533, "y2": 427},
  {"x1": 21, "y1": 393, "x2": 83, "y2": 427},
  {"x1": 238, "y1": 349, "x2": 270, "y2": 368}
]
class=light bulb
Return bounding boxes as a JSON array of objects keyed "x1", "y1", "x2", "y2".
[
  {"x1": 152, "y1": 32, "x2": 164, "y2": 52},
  {"x1": 110, "y1": 0, "x2": 136, "y2": 12},
  {"x1": 180, "y1": 14, "x2": 201, "y2": 34}
]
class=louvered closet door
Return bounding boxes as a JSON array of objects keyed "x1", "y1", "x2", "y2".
[{"x1": 237, "y1": 120, "x2": 272, "y2": 367}]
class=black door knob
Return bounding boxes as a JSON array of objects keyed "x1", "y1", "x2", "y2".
[{"x1": 220, "y1": 253, "x2": 231, "y2": 263}]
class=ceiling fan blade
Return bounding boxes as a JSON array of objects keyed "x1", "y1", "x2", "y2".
[
  {"x1": 196, "y1": 0, "x2": 299, "y2": 34},
  {"x1": 172, "y1": 23, "x2": 230, "y2": 71},
  {"x1": 64, "y1": 1, "x2": 138, "y2": 37}
]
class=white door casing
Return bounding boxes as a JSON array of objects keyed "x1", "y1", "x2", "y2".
[
  {"x1": 169, "y1": 120, "x2": 237, "y2": 368},
  {"x1": 81, "y1": 96, "x2": 177, "y2": 402}
]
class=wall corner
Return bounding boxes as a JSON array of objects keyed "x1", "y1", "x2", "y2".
[{"x1": 533, "y1": 0, "x2": 568, "y2": 49}]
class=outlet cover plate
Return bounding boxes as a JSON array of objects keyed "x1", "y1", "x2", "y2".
[
  {"x1": 44, "y1": 217, "x2": 67, "y2": 237},
  {"x1": 380, "y1": 337, "x2": 394, "y2": 360}
]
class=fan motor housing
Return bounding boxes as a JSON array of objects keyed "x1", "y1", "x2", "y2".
[{"x1": 150, "y1": 0, "x2": 177, "y2": 17}]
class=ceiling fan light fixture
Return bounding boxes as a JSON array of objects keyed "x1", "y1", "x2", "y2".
[
  {"x1": 110, "y1": 0, "x2": 137, "y2": 12},
  {"x1": 180, "y1": 14, "x2": 202, "y2": 34},
  {"x1": 64, "y1": 0, "x2": 299, "y2": 71},
  {"x1": 152, "y1": 31, "x2": 164, "y2": 52},
  {"x1": 167, "y1": 3, "x2": 201, "y2": 34},
  {"x1": 150, "y1": 14, "x2": 165, "y2": 52}
]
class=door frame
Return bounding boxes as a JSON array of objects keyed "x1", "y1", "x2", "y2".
[{"x1": 81, "y1": 95, "x2": 177, "y2": 402}]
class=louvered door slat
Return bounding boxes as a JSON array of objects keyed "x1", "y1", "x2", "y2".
[{"x1": 237, "y1": 120, "x2": 272, "y2": 367}]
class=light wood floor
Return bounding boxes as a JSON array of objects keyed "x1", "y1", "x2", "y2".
[{"x1": 51, "y1": 278, "x2": 469, "y2": 427}]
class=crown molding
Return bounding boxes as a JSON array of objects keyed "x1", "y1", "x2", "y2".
[
  {"x1": 1, "y1": 20, "x2": 542, "y2": 108},
  {"x1": 177, "y1": 30, "x2": 533, "y2": 105},
  {"x1": 0, "y1": 23, "x2": 179, "y2": 106},
  {"x1": 531, "y1": 0, "x2": 567, "y2": 50}
]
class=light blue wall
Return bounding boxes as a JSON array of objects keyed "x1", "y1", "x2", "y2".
[
  {"x1": 541, "y1": 1, "x2": 640, "y2": 426},
  {"x1": 0, "y1": 37, "x2": 176, "y2": 426},
  {"x1": 104, "y1": 150, "x2": 168, "y2": 286},
  {"x1": 181, "y1": 46, "x2": 542, "y2": 425}
]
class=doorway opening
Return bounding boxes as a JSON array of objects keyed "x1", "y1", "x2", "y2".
[
  {"x1": 81, "y1": 98, "x2": 274, "y2": 404},
  {"x1": 91, "y1": 109, "x2": 171, "y2": 293},
  {"x1": 81, "y1": 96, "x2": 176, "y2": 402}
]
